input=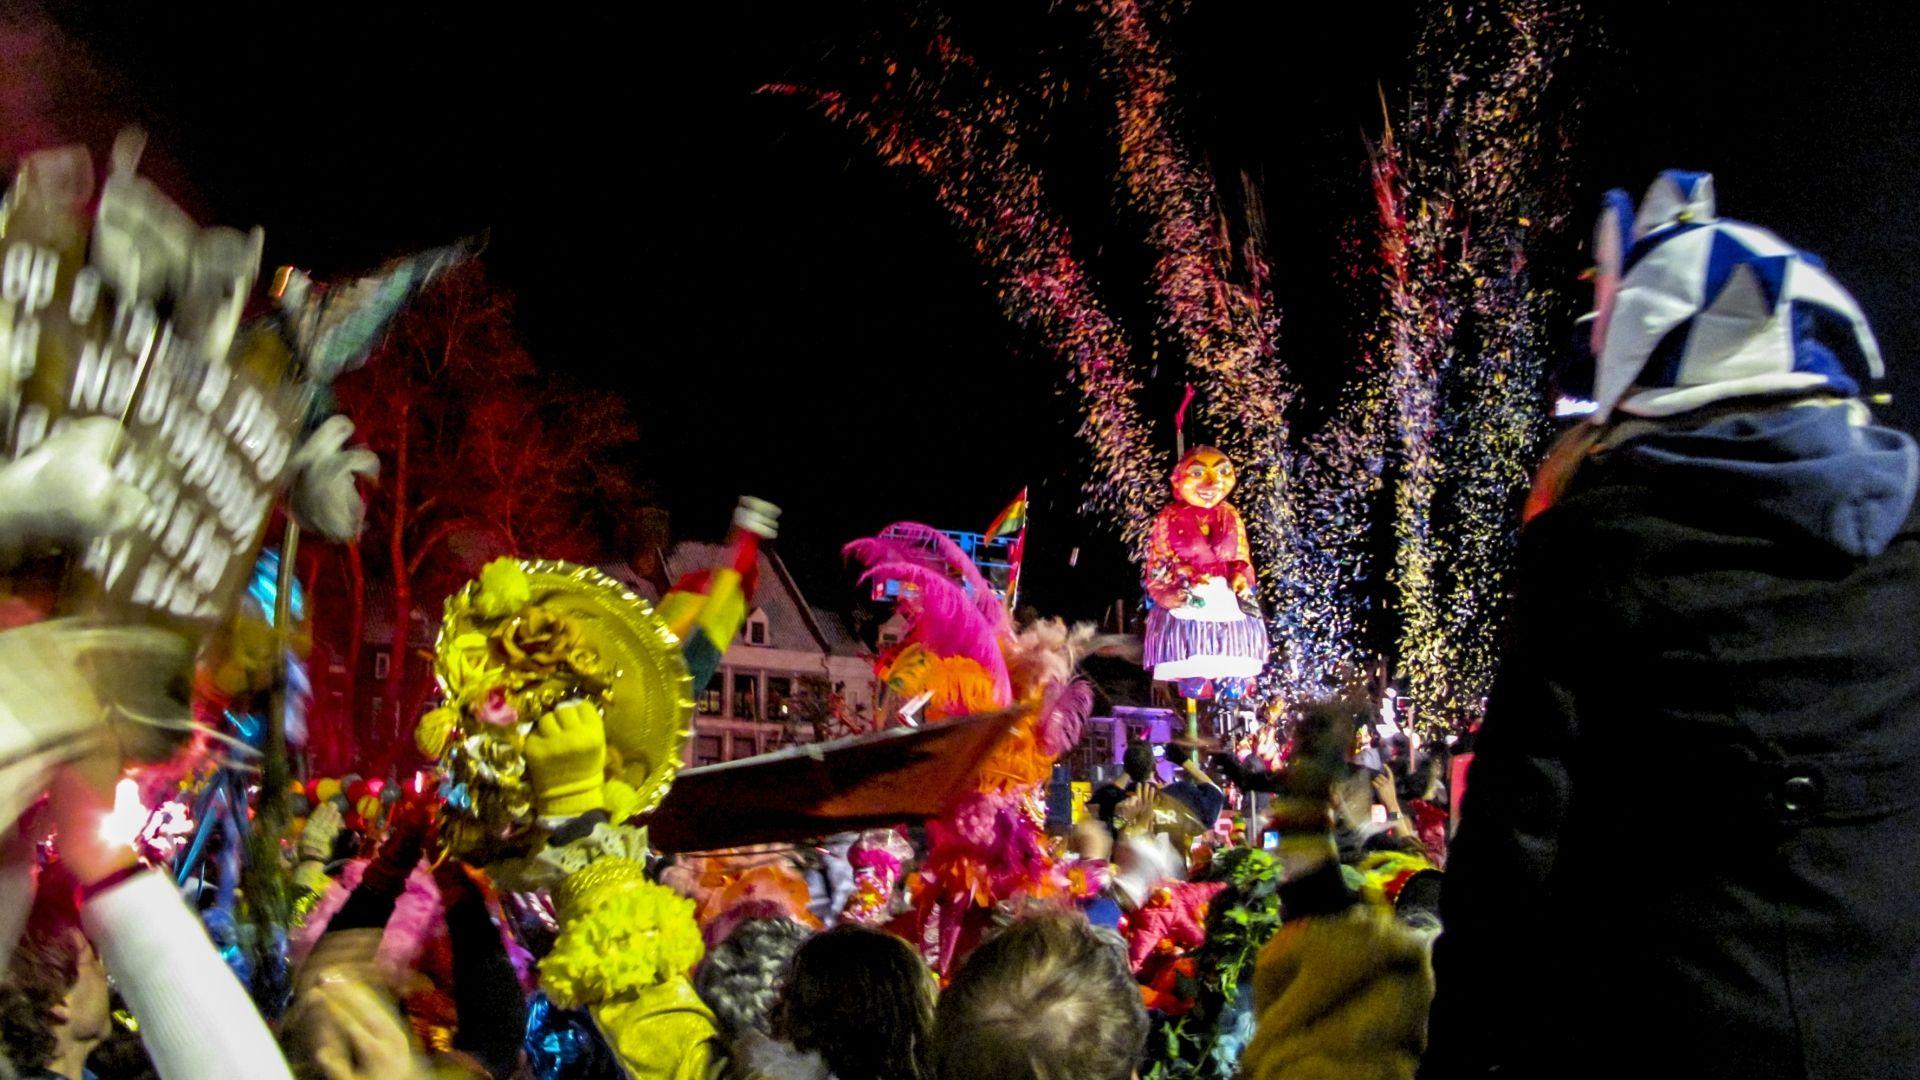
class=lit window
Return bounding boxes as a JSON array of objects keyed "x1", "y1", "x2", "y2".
[
  {"x1": 732, "y1": 672, "x2": 759, "y2": 719},
  {"x1": 696, "y1": 673, "x2": 723, "y2": 716}
]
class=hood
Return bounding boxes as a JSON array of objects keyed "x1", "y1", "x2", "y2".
[{"x1": 1616, "y1": 402, "x2": 1918, "y2": 557}]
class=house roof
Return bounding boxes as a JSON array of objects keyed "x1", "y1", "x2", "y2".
[{"x1": 605, "y1": 542, "x2": 866, "y2": 659}]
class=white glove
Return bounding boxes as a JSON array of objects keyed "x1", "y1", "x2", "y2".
[
  {"x1": 289, "y1": 415, "x2": 380, "y2": 542},
  {"x1": 0, "y1": 417, "x2": 148, "y2": 567}
]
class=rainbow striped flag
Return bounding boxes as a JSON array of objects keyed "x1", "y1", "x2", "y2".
[{"x1": 986, "y1": 489, "x2": 1027, "y2": 541}]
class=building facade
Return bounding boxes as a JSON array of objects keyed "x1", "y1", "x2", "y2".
[{"x1": 609, "y1": 541, "x2": 880, "y2": 766}]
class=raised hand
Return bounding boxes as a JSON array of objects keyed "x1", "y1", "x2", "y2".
[{"x1": 524, "y1": 699, "x2": 608, "y2": 818}]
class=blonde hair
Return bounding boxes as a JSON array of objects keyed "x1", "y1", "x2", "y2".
[{"x1": 932, "y1": 911, "x2": 1146, "y2": 1080}]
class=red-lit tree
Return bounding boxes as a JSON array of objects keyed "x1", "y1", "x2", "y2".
[{"x1": 309, "y1": 260, "x2": 646, "y2": 771}]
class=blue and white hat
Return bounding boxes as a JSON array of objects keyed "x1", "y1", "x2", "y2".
[{"x1": 1583, "y1": 170, "x2": 1883, "y2": 421}]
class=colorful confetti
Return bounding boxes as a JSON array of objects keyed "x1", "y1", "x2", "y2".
[{"x1": 767, "y1": 1, "x2": 1587, "y2": 733}]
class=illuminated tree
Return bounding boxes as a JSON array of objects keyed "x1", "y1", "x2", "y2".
[
  {"x1": 1362, "y1": 1, "x2": 1586, "y2": 718},
  {"x1": 312, "y1": 260, "x2": 647, "y2": 768}
]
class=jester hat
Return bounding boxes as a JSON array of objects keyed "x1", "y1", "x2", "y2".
[{"x1": 1579, "y1": 170, "x2": 1883, "y2": 421}]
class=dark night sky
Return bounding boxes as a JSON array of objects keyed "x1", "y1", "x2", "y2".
[{"x1": 11, "y1": 1, "x2": 1920, "y2": 619}]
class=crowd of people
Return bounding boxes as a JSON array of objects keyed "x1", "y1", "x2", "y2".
[
  {"x1": 2, "y1": 174, "x2": 1916, "y2": 1080},
  {"x1": 2, "y1": 698, "x2": 1460, "y2": 1080}
]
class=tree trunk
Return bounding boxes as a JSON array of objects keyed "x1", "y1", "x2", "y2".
[
  {"x1": 344, "y1": 539, "x2": 366, "y2": 771},
  {"x1": 384, "y1": 403, "x2": 412, "y2": 769}
]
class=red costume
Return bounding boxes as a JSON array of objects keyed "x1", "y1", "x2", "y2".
[{"x1": 1145, "y1": 501, "x2": 1255, "y2": 609}]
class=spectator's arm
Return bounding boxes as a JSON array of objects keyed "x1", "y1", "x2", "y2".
[
  {"x1": 437, "y1": 862, "x2": 528, "y2": 1078},
  {"x1": 84, "y1": 871, "x2": 295, "y2": 1080}
]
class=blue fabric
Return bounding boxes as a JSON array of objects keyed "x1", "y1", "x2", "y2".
[
  {"x1": 1639, "y1": 320, "x2": 1696, "y2": 389},
  {"x1": 1623, "y1": 404, "x2": 1918, "y2": 557},
  {"x1": 1599, "y1": 187, "x2": 1635, "y2": 255},
  {"x1": 1661, "y1": 168, "x2": 1713, "y2": 201},
  {"x1": 524, "y1": 992, "x2": 621, "y2": 1080},
  {"x1": 1623, "y1": 219, "x2": 1708, "y2": 273},
  {"x1": 1747, "y1": 254, "x2": 1791, "y2": 311},
  {"x1": 1792, "y1": 300, "x2": 1867, "y2": 395},
  {"x1": 1207, "y1": 984, "x2": 1259, "y2": 1077},
  {"x1": 1701, "y1": 230, "x2": 1791, "y2": 312},
  {"x1": 1081, "y1": 894, "x2": 1125, "y2": 930},
  {"x1": 1703, "y1": 229, "x2": 1760, "y2": 309}
]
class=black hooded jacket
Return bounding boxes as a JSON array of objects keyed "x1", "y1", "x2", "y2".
[{"x1": 1424, "y1": 402, "x2": 1920, "y2": 1080}]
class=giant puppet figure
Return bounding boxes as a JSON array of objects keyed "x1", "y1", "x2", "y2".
[{"x1": 1141, "y1": 446, "x2": 1268, "y2": 699}]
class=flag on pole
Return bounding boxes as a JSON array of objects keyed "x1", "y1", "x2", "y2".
[
  {"x1": 987, "y1": 488, "x2": 1030, "y2": 610},
  {"x1": 986, "y1": 489, "x2": 1027, "y2": 541}
]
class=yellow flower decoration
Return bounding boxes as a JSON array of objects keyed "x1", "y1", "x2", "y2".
[
  {"x1": 476, "y1": 558, "x2": 533, "y2": 620},
  {"x1": 416, "y1": 705, "x2": 460, "y2": 759},
  {"x1": 444, "y1": 631, "x2": 506, "y2": 700},
  {"x1": 500, "y1": 607, "x2": 585, "y2": 672}
]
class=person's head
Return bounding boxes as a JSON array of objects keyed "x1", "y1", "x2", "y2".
[
  {"x1": 0, "y1": 863, "x2": 111, "y2": 1074},
  {"x1": 932, "y1": 910, "x2": 1147, "y2": 1080},
  {"x1": 695, "y1": 916, "x2": 812, "y2": 1039},
  {"x1": 775, "y1": 924, "x2": 934, "y2": 1080},
  {"x1": 1395, "y1": 869, "x2": 1445, "y2": 934},
  {"x1": 1122, "y1": 742, "x2": 1156, "y2": 786}
]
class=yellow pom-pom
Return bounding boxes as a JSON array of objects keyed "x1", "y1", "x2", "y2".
[
  {"x1": 416, "y1": 706, "x2": 460, "y2": 759},
  {"x1": 315, "y1": 778, "x2": 342, "y2": 804},
  {"x1": 476, "y1": 559, "x2": 533, "y2": 620},
  {"x1": 540, "y1": 869, "x2": 703, "y2": 1010}
]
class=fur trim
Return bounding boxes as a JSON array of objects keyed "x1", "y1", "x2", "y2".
[
  {"x1": 731, "y1": 1030, "x2": 836, "y2": 1080},
  {"x1": 288, "y1": 858, "x2": 443, "y2": 977}
]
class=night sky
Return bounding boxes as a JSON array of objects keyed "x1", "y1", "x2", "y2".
[{"x1": 10, "y1": 1, "x2": 1920, "y2": 620}]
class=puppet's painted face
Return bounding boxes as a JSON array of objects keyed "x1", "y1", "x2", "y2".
[{"x1": 1173, "y1": 447, "x2": 1236, "y2": 508}]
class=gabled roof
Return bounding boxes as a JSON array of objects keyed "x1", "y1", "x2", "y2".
[{"x1": 606, "y1": 542, "x2": 867, "y2": 658}]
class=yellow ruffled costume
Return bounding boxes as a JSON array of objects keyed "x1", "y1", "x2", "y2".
[{"x1": 541, "y1": 857, "x2": 722, "y2": 1079}]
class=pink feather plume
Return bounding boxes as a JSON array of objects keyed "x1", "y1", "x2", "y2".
[
  {"x1": 845, "y1": 523, "x2": 1012, "y2": 703},
  {"x1": 1037, "y1": 676, "x2": 1094, "y2": 758},
  {"x1": 844, "y1": 523, "x2": 1009, "y2": 632}
]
